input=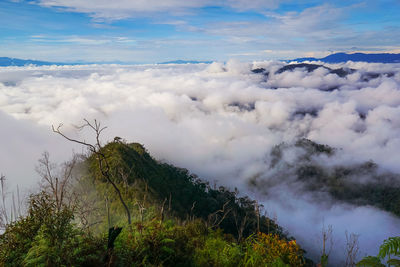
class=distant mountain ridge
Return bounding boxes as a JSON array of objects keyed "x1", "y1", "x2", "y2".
[
  {"x1": 158, "y1": 60, "x2": 213, "y2": 64},
  {"x1": 2, "y1": 53, "x2": 400, "y2": 67},
  {"x1": 0, "y1": 57, "x2": 67, "y2": 66},
  {"x1": 0, "y1": 57, "x2": 212, "y2": 66},
  {"x1": 293, "y1": 52, "x2": 400, "y2": 63}
]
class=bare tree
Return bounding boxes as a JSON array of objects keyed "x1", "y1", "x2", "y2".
[
  {"x1": 188, "y1": 201, "x2": 196, "y2": 221},
  {"x1": 35, "y1": 152, "x2": 105, "y2": 231},
  {"x1": 52, "y1": 119, "x2": 131, "y2": 225},
  {"x1": 0, "y1": 174, "x2": 23, "y2": 229},
  {"x1": 232, "y1": 195, "x2": 257, "y2": 243},
  {"x1": 72, "y1": 157, "x2": 108, "y2": 231},
  {"x1": 207, "y1": 200, "x2": 231, "y2": 229},
  {"x1": 320, "y1": 224, "x2": 334, "y2": 267},
  {"x1": 159, "y1": 198, "x2": 167, "y2": 223},
  {"x1": 235, "y1": 213, "x2": 248, "y2": 242},
  {"x1": 36, "y1": 152, "x2": 78, "y2": 212},
  {"x1": 255, "y1": 200, "x2": 261, "y2": 233},
  {"x1": 344, "y1": 231, "x2": 359, "y2": 267},
  {"x1": 0, "y1": 174, "x2": 8, "y2": 228}
]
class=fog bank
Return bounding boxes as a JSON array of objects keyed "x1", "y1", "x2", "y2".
[{"x1": 1, "y1": 61, "x2": 400, "y2": 263}]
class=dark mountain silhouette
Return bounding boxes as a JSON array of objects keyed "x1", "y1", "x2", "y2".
[
  {"x1": 0, "y1": 57, "x2": 68, "y2": 66},
  {"x1": 158, "y1": 60, "x2": 213, "y2": 64},
  {"x1": 275, "y1": 63, "x2": 355, "y2": 77},
  {"x1": 293, "y1": 52, "x2": 400, "y2": 63},
  {"x1": 0, "y1": 57, "x2": 135, "y2": 66}
]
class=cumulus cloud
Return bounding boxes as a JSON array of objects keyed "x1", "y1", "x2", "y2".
[{"x1": 1, "y1": 60, "x2": 400, "y2": 262}]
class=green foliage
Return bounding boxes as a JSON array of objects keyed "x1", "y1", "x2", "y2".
[
  {"x1": 378, "y1": 237, "x2": 400, "y2": 259},
  {"x1": 113, "y1": 219, "x2": 204, "y2": 266},
  {"x1": 242, "y1": 233, "x2": 305, "y2": 267},
  {"x1": 112, "y1": 219, "x2": 304, "y2": 267},
  {"x1": 0, "y1": 191, "x2": 106, "y2": 267},
  {"x1": 194, "y1": 230, "x2": 242, "y2": 267},
  {"x1": 357, "y1": 237, "x2": 400, "y2": 267},
  {"x1": 86, "y1": 142, "x2": 285, "y2": 240},
  {"x1": 356, "y1": 256, "x2": 385, "y2": 267},
  {"x1": 320, "y1": 254, "x2": 328, "y2": 267},
  {"x1": 387, "y1": 259, "x2": 400, "y2": 267}
]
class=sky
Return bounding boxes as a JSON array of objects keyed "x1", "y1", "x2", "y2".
[{"x1": 1, "y1": 0, "x2": 400, "y2": 63}]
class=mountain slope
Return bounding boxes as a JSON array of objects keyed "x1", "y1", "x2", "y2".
[
  {"x1": 86, "y1": 141, "x2": 285, "y2": 240},
  {"x1": 253, "y1": 139, "x2": 400, "y2": 216},
  {"x1": 1, "y1": 140, "x2": 312, "y2": 267}
]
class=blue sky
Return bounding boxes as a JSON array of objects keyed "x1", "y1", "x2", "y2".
[{"x1": 0, "y1": 0, "x2": 399, "y2": 63}]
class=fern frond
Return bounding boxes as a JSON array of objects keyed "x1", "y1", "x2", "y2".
[
  {"x1": 387, "y1": 258, "x2": 400, "y2": 267},
  {"x1": 378, "y1": 237, "x2": 400, "y2": 259}
]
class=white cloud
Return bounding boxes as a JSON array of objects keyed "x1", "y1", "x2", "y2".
[
  {"x1": 200, "y1": 4, "x2": 346, "y2": 37},
  {"x1": 34, "y1": 0, "x2": 283, "y2": 20},
  {"x1": 30, "y1": 35, "x2": 137, "y2": 46},
  {"x1": 224, "y1": 0, "x2": 282, "y2": 10},
  {"x1": 180, "y1": 4, "x2": 399, "y2": 59},
  {"x1": 266, "y1": 4, "x2": 345, "y2": 34}
]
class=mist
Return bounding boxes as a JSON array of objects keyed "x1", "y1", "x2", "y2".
[{"x1": 1, "y1": 60, "x2": 400, "y2": 263}]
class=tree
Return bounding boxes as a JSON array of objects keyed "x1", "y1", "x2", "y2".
[
  {"x1": 320, "y1": 224, "x2": 333, "y2": 267},
  {"x1": 36, "y1": 152, "x2": 78, "y2": 212},
  {"x1": 345, "y1": 231, "x2": 359, "y2": 267},
  {"x1": 232, "y1": 196, "x2": 257, "y2": 242},
  {"x1": 207, "y1": 200, "x2": 231, "y2": 229},
  {"x1": 52, "y1": 119, "x2": 131, "y2": 225},
  {"x1": 0, "y1": 174, "x2": 22, "y2": 229},
  {"x1": 0, "y1": 174, "x2": 8, "y2": 228},
  {"x1": 0, "y1": 191, "x2": 105, "y2": 266}
]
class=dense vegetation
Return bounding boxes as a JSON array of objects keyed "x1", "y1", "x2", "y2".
[
  {"x1": 0, "y1": 140, "x2": 310, "y2": 266},
  {"x1": 257, "y1": 138, "x2": 400, "y2": 217}
]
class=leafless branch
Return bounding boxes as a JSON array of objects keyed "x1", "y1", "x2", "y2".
[
  {"x1": 53, "y1": 119, "x2": 131, "y2": 225},
  {"x1": 0, "y1": 174, "x2": 24, "y2": 229},
  {"x1": 36, "y1": 152, "x2": 78, "y2": 212},
  {"x1": 208, "y1": 200, "x2": 231, "y2": 229},
  {"x1": 344, "y1": 231, "x2": 359, "y2": 267},
  {"x1": 321, "y1": 224, "x2": 334, "y2": 258},
  {"x1": 0, "y1": 174, "x2": 8, "y2": 228}
]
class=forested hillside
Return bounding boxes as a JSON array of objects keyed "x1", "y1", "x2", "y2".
[
  {"x1": 260, "y1": 139, "x2": 400, "y2": 217},
  {"x1": 1, "y1": 119, "x2": 400, "y2": 266},
  {"x1": 0, "y1": 139, "x2": 310, "y2": 266}
]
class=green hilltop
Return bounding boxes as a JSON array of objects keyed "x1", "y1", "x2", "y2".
[
  {"x1": 1, "y1": 137, "x2": 400, "y2": 266},
  {"x1": 0, "y1": 140, "x2": 310, "y2": 267}
]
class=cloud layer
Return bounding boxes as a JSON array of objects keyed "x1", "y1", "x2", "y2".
[
  {"x1": 35, "y1": 0, "x2": 282, "y2": 20},
  {"x1": 1, "y1": 61, "x2": 400, "y2": 263}
]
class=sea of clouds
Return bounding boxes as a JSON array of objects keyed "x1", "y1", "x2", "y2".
[{"x1": 1, "y1": 60, "x2": 400, "y2": 264}]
